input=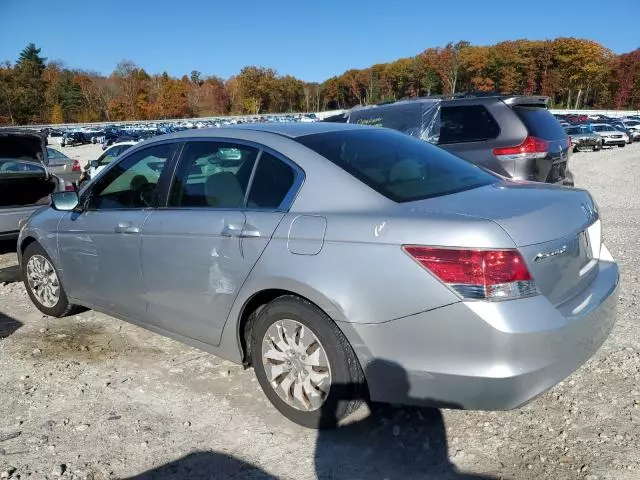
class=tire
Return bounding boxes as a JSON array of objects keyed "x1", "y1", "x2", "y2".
[
  {"x1": 593, "y1": 142, "x2": 601, "y2": 152},
  {"x1": 251, "y1": 295, "x2": 365, "y2": 429},
  {"x1": 22, "y1": 242, "x2": 74, "y2": 317},
  {"x1": 618, "y1": 143, "x2": 626, "y2": 148}
]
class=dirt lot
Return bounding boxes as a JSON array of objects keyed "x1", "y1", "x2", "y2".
[{"x1": 1, "y1": 143, "x2": 639, "y2": 480}]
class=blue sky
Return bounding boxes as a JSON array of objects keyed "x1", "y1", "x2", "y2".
[{"x1": 0, "y1": 0, "x2": 637, "y2": 82}]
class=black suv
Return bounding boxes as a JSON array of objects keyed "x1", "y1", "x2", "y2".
[{"x1": 324, "y1": 95, "x2": 572, "y2": 185}]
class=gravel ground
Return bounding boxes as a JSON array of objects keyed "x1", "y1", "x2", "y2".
[{"x1": 1, "y1": 143, "x2": 639, "y2": 480}]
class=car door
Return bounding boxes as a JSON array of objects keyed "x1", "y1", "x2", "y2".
[
  {"x1": 140, "y1": 140, "x2": 257, "y2": 344},
  {"x1": 57, "y1": 142, "x2": 179, "y2": 319},
  {"x1": 140, "y1": 142, "x2": 302, "y2": 346}
]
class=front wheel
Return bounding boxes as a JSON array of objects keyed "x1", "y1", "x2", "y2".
[
  {"x1": 593, "y1": 142, "x2": 601, "y2": 152},
  {"x1": 251, "y1": 296, "x2": 365, "y2": 429},
  {"x1": 22, "y1": 242, "x2": 74, "y2": 317},
  {"x1": 618, "y1": 143, "x2": 626, "y2": 148}
]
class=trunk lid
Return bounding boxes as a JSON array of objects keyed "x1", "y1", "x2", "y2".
[
  {"x1": 0, "y1": 128, "x2": 48, "y2": 164},
  {"x1": 0, "y1": 129, "x2": 55, "y2": 208},
  {"x1": 401, "y1": 182, "x2": 600, "y2": 305}
]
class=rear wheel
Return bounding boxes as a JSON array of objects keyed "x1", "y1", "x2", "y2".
[
  {"x1": 22, "y1": 242, "x2": 73, "y2": 317},
  {"x1": 618, "y1": 143, "x2": 626, "y2": 148},
  {"x1": 251, "y1": 296, "x2": 365, "y2": 429}
]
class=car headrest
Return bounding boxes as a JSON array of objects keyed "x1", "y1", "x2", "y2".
[{"x1": 205, "y1": 172, "x2": 244, "y2": 208}]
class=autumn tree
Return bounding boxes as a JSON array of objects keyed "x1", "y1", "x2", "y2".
[
  {"x1": 50, "y1": 103, "x2": 64, "y2": 123},
  {"x1": 109, "y1": 60, "x2": 151, "y2": 120},
  {"x1": 156, "y1": 72, "x2": 189, "y2": 118},
  {"x1": 437, "y1": 41, "x2": 470, "y2": 94},
  {"x1": 0, "y1": 38, "x2": 636, "y2": 125}
]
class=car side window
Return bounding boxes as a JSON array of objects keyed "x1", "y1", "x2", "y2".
[
  {"x1": 169, "y1": 141, "x2": 259, "y2": 208},
  {"x1": 438, "y1": 105, "x2": 500, "y2": 144},
  {"x1": 246, "y1": 152, "x2": 296, "y2": 209},
  {"x1": 88, "y1": 143, "x2": 176, "y2": 210}
]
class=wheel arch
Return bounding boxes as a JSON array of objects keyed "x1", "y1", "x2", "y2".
[
  {"x1": 221, "y1": 278, "x2": 351, "y2": 367},
  {"x1": 19, "y1": 235, "x2": 38, "y2": 256}
]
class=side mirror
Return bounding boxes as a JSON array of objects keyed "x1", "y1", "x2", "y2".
[
  {"x1": 89, "y1": 160, "x2": 99, "y2": 168},
  {"x1": 51, "y1": 191, "x2": 79, "y2": 211}
]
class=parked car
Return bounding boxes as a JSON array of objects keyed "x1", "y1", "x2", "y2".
[
  {"x1": 18, "y1": 123, "x2": 618, "y2": 428},
  {"x1": 565, "y1": 125, "x2": 602, "y2": 152},
  {"x1": 0, "y1": 129, "x2": 64, "y2": 240},
  {"x1": 591, "y1": 123, "x2": 628, "y2": 147},
  {"x1": 60, "y1": 131, "x2": 90, "y2": 147},
  {"x1": 46, "y1": 147, "x2": 82, "y2": 183},
  {"x1": 325, "y1": 95, "x2": 573, "y2": 186},
  {"x1": 612, "y1": 120, "x2": 640, "y2": 142},
  {"x1": 77, "y1": 141, "x2": 137, "y2": 186}
]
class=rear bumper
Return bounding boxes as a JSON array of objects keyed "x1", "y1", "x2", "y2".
[{"x1": 345, "y1": 252, "x2": 619, "y2": 410}]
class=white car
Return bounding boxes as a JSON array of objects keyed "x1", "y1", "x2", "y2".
[
  {"x1": 78, "y1": 141, "x2": 137, "y2": 185},
  {"x1": 591, "y1": 124, "x2": 628, "y2": 147}
]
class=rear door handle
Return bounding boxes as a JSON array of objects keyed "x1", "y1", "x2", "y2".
[
  {"x1": 114, "y1": 222, "x2": 140, "y2": 234},
  {"x1": 241, "y1": 225, "x2": 261, "y2": 238},
  {"x1": 221, "y1": 223, "x2": 243, "y2": 237}
]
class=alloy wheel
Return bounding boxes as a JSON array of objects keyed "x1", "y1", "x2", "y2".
[
  {"x1": 261, "y1": 319, "x2": 332, "y2": 411},
  {"x1": 26, "y1": 255, "x2": 60, "y2": 308}
]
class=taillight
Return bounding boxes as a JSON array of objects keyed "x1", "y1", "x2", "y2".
[
  {"x1": 72, "y1": 159, "x2": 81, "y2": 172},
  {"x1": 566, "y1": 136, "x2": 572, "y2": 148},
  {"x1": 492, "y1": 136, "x2": 549, "y2": 160},
  {"x1": 64, "y1": 182, "x2": 76, "y2": 192},
  {"x1": 403, "y1": 246, "x2": 538, "y2": 300}
]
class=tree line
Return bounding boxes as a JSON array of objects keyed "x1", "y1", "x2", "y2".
[{"x1": 0, "y1": 39, "x2": 638, "y2": 125}]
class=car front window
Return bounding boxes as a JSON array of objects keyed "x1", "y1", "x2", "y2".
[{"x1": 88, "y1": 143, "x2": 176, "y2": 210}]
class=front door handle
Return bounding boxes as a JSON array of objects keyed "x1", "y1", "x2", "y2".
[{"x1": 114, "y1": 222, "x2": 140, "y2": 234}]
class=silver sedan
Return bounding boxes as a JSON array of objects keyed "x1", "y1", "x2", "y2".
[
  {"x1": 46, "y1": 147, "x2": 82, "y2": 183},
  {"x1": 18, "y1": 123, "x2": 618, "y2": 428}
]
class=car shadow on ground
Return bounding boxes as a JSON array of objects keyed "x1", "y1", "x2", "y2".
[
  {"x1": 0, "y1": 239, "x2": 17, "y2": 255},
  {"x1": 0, "y1": 310, "x2": 23, "y2": 339},
  {"x1": 0, "y1": 264, "x2": 21, "y2": 283},
  {"x1": 124, "y1": 360, "x2": 496, "y2": 480},
  {"x1": 0, "y1": 240, "x2": 21, "y2": 284}
]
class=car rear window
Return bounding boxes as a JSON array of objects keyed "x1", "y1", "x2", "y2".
[
  {"x1": 348, "y1": 102, "x2": 432, "y2": 140},
  {"x1": 513, "y1": 107, "x2": 567, "y2": 140},
  {"x1": 438, "y1": 105, "x2": 500, "y2": 144},
  {"x1": 296, "y1": 128, "x2": 497, "y2": 203}
]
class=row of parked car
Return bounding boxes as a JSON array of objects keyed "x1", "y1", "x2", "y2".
[
  {"x1": 44, "y1": 114, "x2": 320, "y2": 150},
  {"x1": 2, "y1": 93, "x2": 620, "y2": 428},
  {"x1": 555, "y1": 114, "x2": 640, "y2": 152}
]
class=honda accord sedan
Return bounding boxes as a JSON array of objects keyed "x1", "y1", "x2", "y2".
[{"x1": 18, "y1": 123, "x2": 618, "y2": 428}]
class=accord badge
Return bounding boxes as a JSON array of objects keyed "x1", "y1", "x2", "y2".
[{"x1": 534, "y1": 245, "x2": 568, "y2": 262}]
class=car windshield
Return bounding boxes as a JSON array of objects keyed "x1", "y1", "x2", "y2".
[
  {"x1": 567, "y1": 125, "x2": 593, "y2": 134},
  {"x1": 46, "y1": 148, "x2": 67, "y2": 160},
  {"x1": 296, "y1": 128, "x2": 497, "y2": 203}
]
